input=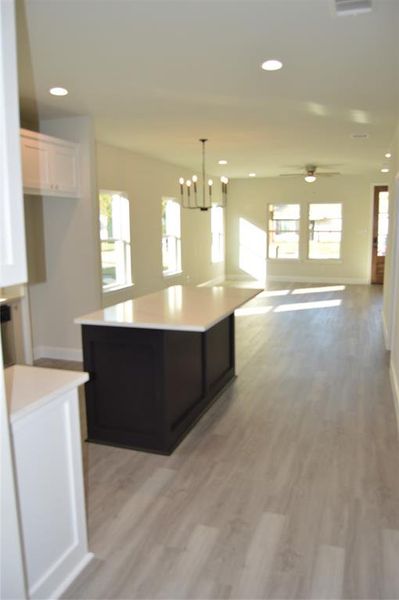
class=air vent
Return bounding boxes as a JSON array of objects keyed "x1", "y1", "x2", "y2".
[
  {"x1": 351, "y1": 132, "x2": 370, "y2": 139},
  {"x1": 335, "y1": 0, "x2": 372, "y2": 16}
]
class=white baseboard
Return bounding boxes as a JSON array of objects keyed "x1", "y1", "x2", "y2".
[
  {"x1": 51, "y1": 552, "x2": 94, "y2": 600},
  {"x1": 390, "y1": 361, "x2": 399, "y2": 433},
  {"x1": 226, "y1": 274, "x2": 267, "y2": 288},
  {"x1": 33, "y1": 345, "x2": 83, "y2": 362},
  {"x1": 382, "y1": 311, "x2": 391, "y2": 350},
  {"x1": 197, "y1": 275, "x2": 226, "y2": 287},
  {"x1": 226, "y1": 273, "x2": 369, "y2": 285},
  {"x1": 226, "y1": 273, "x2": 261, "y2": 282},
  {"x1": 265, "y1": 275, "x2": 369, "y2": 285}
]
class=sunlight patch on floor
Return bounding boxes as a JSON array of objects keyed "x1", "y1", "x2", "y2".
[
  {"x1": 274, "y1": 299, "x2": 342, "y2": 312},
  {"x1": 257, "y1": 289, "x2": 290, "y2": 298},
  {"x1": 235, "y1": 306, "x2": 273, "y2": 317},
  {"x1": 291, "y1": 285, "x2": 346, "y2": 295}
]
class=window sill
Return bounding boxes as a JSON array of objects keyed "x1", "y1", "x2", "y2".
[
  {"x1": 305, "y1": 259, "x2": 342, "y2": 264},
  {"x1": 267, "y1": 258, "x2": 300, "y2": 262},
  {"x1": 163, "y1": 270, "x2": 183, "y2": 278},
  {"x1": 267, "y1": 258, "x2": 342, "y2": 264},
  {"x1": 103, "y1": 283, "x2": 134, "y2": 294}
]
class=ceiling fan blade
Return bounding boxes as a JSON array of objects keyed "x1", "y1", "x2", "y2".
[
  {"x1": 279, "y1": 173, "x2": 303, "y2": 177},
  {"x1": 279, "y1": 171, "x2": 341, "y2": 177},
  {"x1": 316, "y1": 172, "x2": 341, "y2": 177}
]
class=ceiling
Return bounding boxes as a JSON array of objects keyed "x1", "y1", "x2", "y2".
[{"x1": 17, "y1": 0, "x2": 399, "y2": 179}]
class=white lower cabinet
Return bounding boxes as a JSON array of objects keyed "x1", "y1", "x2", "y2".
[
  {"x1": 21, "y1": 129, "x2": 80, "y2": 198},
  {"x1": 6, "y1": 365, "x2": 92, "y2": 600}
]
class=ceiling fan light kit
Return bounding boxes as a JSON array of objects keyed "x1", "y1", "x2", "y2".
[
  {"x1": 304, "y1": 165, "x2": 317, "y2": 183},
  {"x1": 280, "y1": 164, "x2": 341, "y2": 181},
  {"x1": 178, "y1": 139, "x2": 228, "y2": 211}
]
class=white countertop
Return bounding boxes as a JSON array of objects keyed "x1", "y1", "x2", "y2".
[
  {"x1": 0, "y1": 293, "x2": 23, "y2": 305},
  {"x1": 0, "y1": 284, "x2": 25, "y2": 305},
  {"x1": 5, "y1": 365, "x2": 89, "y2": 423},
  {"x1": 75, "y1": 285, "x2": 262, "y2": 332}
]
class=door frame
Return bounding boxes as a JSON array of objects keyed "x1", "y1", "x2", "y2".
[{"x1": 371, "y1": 184, "x2": 389, "y2": 284}]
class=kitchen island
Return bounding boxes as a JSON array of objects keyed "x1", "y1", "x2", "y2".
[{"x1": 75, "y1": 285, "x2": 261, "y2": 454}]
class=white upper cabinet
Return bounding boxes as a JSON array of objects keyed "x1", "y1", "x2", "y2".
[
  {"x1": 21, "y1": 129, "x2": 80, "y2": 198},
  {"x1": 21, "y1": 133, "x2": 52, "y2": 191},
  {"x1": 0, "y1": 0, "x2": 28, "y2": 288},
  {"x1": 51, "y1": 142, "x2": 79, "y2": 195}
]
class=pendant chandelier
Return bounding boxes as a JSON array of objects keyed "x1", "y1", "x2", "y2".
[{"x1": 179, "y1": 139, "x2": 228, "y2": 211}]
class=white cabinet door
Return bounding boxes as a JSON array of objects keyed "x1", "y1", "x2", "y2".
[
  {"x1": 21, "y1": 135, "x2": 52, "y2": 193},
  {"x1": 50, "y1": 142, "x2": 79, "y2": 196},
  {"x1": 0, "y1": 0, "x2": 27, "y2": 287},
  {"x1": 21, "y1": 130, "x2": 80, "y2": 198},
  {"x1": 8, "y1": 366, "x2": 92, "y2": 600}
]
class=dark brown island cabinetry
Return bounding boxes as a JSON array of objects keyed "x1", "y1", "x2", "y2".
[{"x1": 76, "y1": 286, "x2": 261, "y2": 454}]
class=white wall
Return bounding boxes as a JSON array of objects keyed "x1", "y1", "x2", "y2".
[
  {"x1": 28, "y1": 117, "x2": 101, "y2": 360},
  {"x1": 391, "y1": 181, "x2": 399, "y2": 418},
  {"x1": 96, "y1": 142, "x2": 225, "y2": 308},
  {"x1": 226, "y1": 175, "x2": 385, "y2": 285},
  {"x1": 28, "y1": 137, "x2": 226, "y2": 358},
  {"x1": 383, "y1": 122, "x2": 399, "y2": 349},
  {"x1": 382, "y1": 121, "x2": 399, "y2": 415}
]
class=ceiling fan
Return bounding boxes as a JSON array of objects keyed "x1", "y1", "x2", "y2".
[{"x1": 280, "y1": 165, "x2": 341, "y2": 183}]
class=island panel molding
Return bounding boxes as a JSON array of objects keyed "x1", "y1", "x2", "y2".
[{"x1": 77, "y1": 285, "x2": 260, "y2": 454}]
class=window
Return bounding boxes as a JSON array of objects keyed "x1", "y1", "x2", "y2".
[
  {"x1": 162, "y1": 198, "x2": 182, "y2": 275},
  {"x1": 211, "y1": 205, "x2": 224, "y2": 263},
  {"x1": 268, "y1": 204, "x2": 300, "y2": 259},
  {"x1": 377, "y1": 190, "x2": 389, "y2": 257},
  {"x1": 99, "y1": 191, "x2": 132, "y2": 290},
  {"x1": 308, "y1": 203, "x2": 342, "y2": 260}
]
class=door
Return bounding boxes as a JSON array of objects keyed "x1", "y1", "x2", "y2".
[
  {"x1": 21, "y1": 135, "x2": 52, "y2": 193},
  {"x1": 371, "y1": 185, "x2": 389, "y2": 284},
  {"x1": 50, "y1": 142, "x2": 79, "y2": 196}
]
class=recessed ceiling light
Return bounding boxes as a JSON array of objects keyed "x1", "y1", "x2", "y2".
[
  {"x1": 261, "y1": 59, "x2": 283, "y2": 72},
  {"x1": 49, "y1": 86, "x2": 68, "y2": 96},
  {"x1": 385, "y1": 153, "x2": 392, "y2": 159},
  {"x1": 381, "y1": 168, "x2": 390, "y2": 173},
  {"x1": 248, "y1": 173, "x2": 256, "y2": 177},
  {"x1": 218, "y1": 160, "x2": 227, "y2": 165}
]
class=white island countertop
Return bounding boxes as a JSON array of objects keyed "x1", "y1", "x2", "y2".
[
  {"x1": 75, "y1": 285, "x2": 262, "y2": 332},
  {"x1": 5, "y1": 365, "x2": 89, "y2": 423}
]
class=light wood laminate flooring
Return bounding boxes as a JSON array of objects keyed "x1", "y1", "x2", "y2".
[{"x1": 45, "y1": 283, "x2": 399, "y2": 599}]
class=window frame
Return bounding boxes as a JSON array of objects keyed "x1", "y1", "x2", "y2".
[
  {"x1": 307, "y1": 202, "x2": 343, "y2": 261},
  {"x1": 99, "y1": 189, "x2": 133, "y2": 293},
  {"x1": 211, "y1": 204, "x2": 225, "y2": 264},
  {"x1": 267, "y1": 203, "x2": 301, "y2": 260},
  {"x1": 162, "y1": 197, "x2": 182, "y2": 277}
]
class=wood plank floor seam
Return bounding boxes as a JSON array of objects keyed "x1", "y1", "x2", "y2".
[{"x1": 37, "y1": 283, "x2": 399, "y2": 600}]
